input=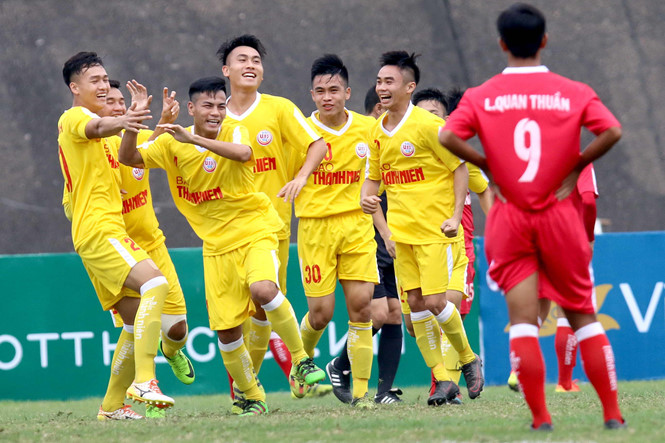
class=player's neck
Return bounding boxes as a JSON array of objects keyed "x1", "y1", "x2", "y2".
[
  {"x1": 318, "y1": 109, "x2": 348, "y2": 128},
  {"x1": 384, "y1": 100, "x2": 409, "y2": 131},
  {"x1": 507, "y1": 54, "x2": 542, "y2": 68},
  {"x1": 227, "y1": 88, "x2": 258, "y2": 115},
  {"x1": 72, "y1": 97, "x2": 98, "y2": 114}
]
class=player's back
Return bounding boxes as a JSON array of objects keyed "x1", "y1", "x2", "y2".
[{"x1": 453, "y1": 67, "x2": 618, "y2": 211}]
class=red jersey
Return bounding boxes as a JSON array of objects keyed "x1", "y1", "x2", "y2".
[
  {"x1": 576, "y1": 163, "x2": 598, "y2": 196},
  {"x1": 445, "y1": 66, "x2": 619, "y2": 211}
]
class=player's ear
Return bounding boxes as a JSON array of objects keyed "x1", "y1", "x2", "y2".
[
  {"x1": 345, "y1": 87, "x2": 351, "y2": 101},
  {"x1": 221, "y1": 65, "x2": 230, "y2": 78},
  {"x1": 69, "y1": 82, "x2": 78, "y2": 95},
  {"x1": 499, "y1": 37, "x2": 509, "y2": 53},
  {"x1": 187, "y1": 101, "x2": 195, "y2": 116},
  {"x1": 540, "y1": 33, "x2": 548, "y2": 49}
]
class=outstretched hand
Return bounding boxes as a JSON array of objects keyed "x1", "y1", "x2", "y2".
[
  {"x1": 121, "y1": 102, "x2": 152, "y2": 133},
  {"x1": 126, "y1": 80, "x2": 152, "y2": 111},
  {"x1": 277, "y1": 176, "x2": 308, "y2": 203},
  {"x1": 157, "y1": 123, "x2": 192, "y2": 143}
]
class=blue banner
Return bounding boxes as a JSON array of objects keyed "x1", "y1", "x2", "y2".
[{"x1": 477, "y1": 232, "x2": 665, "y2": 386}]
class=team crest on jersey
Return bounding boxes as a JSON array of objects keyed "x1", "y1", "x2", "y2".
[
  {"x1": 400, "y1": 141, "x2": 415, "y2": 157},
  {"x1": 132, "y1": 168, "x2": 145, "y2": 180},
  {"x1": 203, "y1": 157, "x2": 217, "y2": 173},
  {"x1": 355, "y1": 143, "x2": 368, "y2": 159},
  {"x1": 257, "y1": 130, "x2": 273, "y2": 146}
]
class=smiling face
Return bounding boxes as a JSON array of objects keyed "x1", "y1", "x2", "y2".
[
  {"x1": 311, "y1": 73, "x2": 350, "y2": 125},
  {"x1": 99, "y1": 87, "x2": 126, "y2": 118},
  {"x1": 70, "y1": 65, "x2": 110, "y2": 113},
  {"x1": 375, "y1": 65, "x2": 415, "y2": 112},
  {"x1": 188, "y1": 90, "x2": 227, "y2": 139},
  {"x1": 222, "y1": 45, "x2": 264, "y2": 92}
]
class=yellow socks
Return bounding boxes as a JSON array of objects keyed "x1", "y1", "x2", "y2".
[
  {"x1": 300, "y1": 312, "x2": 326, "y2": 359},
  {"x1": 412, "y1": 311, "x2": 449, "y2": 381},
  {"x1": 247, "y1": 317, "x2": 272, "y2": 373},
  {"x1": 348, "y1": 321, "x2": 373, "y2": 398},
  {"x1": 134, "y1": 276, "x2": 168, "y2": 383},
  {"x1": 441, "y1": 334, "x2": 462, "y2": 384},
  {"x1": 435, "y1": 302, "x2": 475, "y2": 365},
  {"x1": 101, "y1": 327, "x2": 135, "y2": 412},
  {"x1": 218, "y1": 337, "x2": 264, "y2": 401},
  {"x1": 262, "y1": 292, "x2": 308, "y2": 362}
]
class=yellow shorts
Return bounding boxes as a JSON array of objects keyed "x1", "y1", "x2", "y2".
[
  {"x1": 298, "y1": 211, "x2": 378, "y2": 297},
  {"x1": 278, "y1": 238, "x2": 289, "y2": 294},
  {"x1": 395, "y1": 240, "x2": 468, "y2": 297},
  {"x1": 79, "y1": 229, "x2": 151, "y2": 311},
  {"x1": 204, "y1": 234, "x2": 280, "y2": 330},
  {"x1": 117, "y1": 242, "x2": 187, "y2": 316}
]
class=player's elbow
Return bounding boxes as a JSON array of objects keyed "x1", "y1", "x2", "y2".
[
  {"x1": 237, "y1": 145, "x2": 252, "y2": 162},
  {"x1": 608, "y1": 126, "x2": 622, "y2": 143}
]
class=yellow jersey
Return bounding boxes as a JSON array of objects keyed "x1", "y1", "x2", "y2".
[
  {"x1": 368, "y1": 103, "x2": 464, "y2": 244},
  {"x1": 297, "y1": 110, "x2": 373, "y2": 218},
  {"x1": 224, "y1": 93, "x2": 321, "y2": 238},
  {"x1": 138, "y1": 125, "x2": 283, "y2": 256},
  {"x1": 57, "y1": 107, "x2": 124, "y2": 250},
  {"x1": 108, "y1": 132, "x2": 166, "y2": 252},
  {"x1": 467, "y1": 162, "x2": 489, "y2": 195}
]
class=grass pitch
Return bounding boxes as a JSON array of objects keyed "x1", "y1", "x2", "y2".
[{"x1": 0, "y1": 380, "x2": 661, "y2": 442}]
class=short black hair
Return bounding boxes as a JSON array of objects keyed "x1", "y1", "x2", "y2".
[
  {"x1": 444, "y1": 87, "x2": 466, "y2": 114},
  {"x1": 380, "y1": 51, "x2": 420, "y2": 84},
  {"x1": 412, "y1": 87, "x2": 447, "y2": 110},
  {"x1": 188, "y1": 76, "x2": 227, "y2": 101},
  {"x1": 497, "y1": 3, "x2": 546, "y2": 58},
  {"x1": 216, "y1": 34, "x2": 267, "y2": 65},
  {"x1": 364, "y1": 86, "x2": 380, "y2": 115},
  {"x1": 62, "y1": 51, "x2": 104, "y2": 85},
  {"x1": 310, "y1": 54, "x2": 349, "y2": 86},
  {"x1": 109, "y1": 79, "x2": 121, "y2": 90}
]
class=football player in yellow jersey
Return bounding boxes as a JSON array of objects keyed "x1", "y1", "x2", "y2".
[
  {"x1": 58, "y1": 52, "x2": 174, "y2": 415},
  {"x1": 118, "y1": 77, "x2": 326, "y2": 416},
  {"x1": 289, "y1": 54, "x2": 378, "y2": 408},
  {"x1": 361, "y1": 51, "x2": 484, "y2": 405},
  {"x1": 96, "y1": 80, "x2": 195, "y2": 419},
  {"x1": 215, "y1": 34, "x2": 328, "y2": 393}
]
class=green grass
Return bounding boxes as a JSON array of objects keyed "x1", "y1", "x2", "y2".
[{"x1": 0, "y1": 380, "x2": 660, "y2": 442}]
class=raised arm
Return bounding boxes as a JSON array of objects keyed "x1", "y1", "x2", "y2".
[
  {"x1": 277, "y1": 137, "x2": 327, "y2": 202},
  {"x1": 84, "y1": 104, "x2": 151, "y2": 140},
  {"x1": 155, "y1": 123, "x2": 252, "y2": 162}
]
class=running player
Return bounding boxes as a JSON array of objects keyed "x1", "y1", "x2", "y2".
[
  {"x1": 89, "y1": 80, "x2": 194, "y2": 420},
  {"x1": 293, "y1": 54, "x2": 378, "y2": 408},
  {"x1": 440, "y1": 3, "x2": 625, "y2": 430},
  {"x1": 216, "y1": 35, "x2": 328, "y2": 399},
  {"x1": 361, "y1": 51, "x2": 484, "y2": 406},
  {"x1": 58, "y1": 52, "x2": 174, "y2": 415},
  {"x1": 118, "y1": 77, "x2": 325, "y2": 416},
  {"x1": 327, "y1": 86, "x2": 404, "y2": 406}
]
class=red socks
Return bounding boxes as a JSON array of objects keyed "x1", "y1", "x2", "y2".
[
  {"x1": 555, "y1": 318, "x2": 578, "y2": 389},
  {"x1": 269, "y1": 332, "x2": 292, "y2": 378},
  {"x1": 509, "y1": 324, "x2": 552, "y2": 428}
]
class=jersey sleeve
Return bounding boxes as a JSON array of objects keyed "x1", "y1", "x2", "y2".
[
  {"x1": 467, "y1": 162, "x2": 489, "y2": 194},
  {"x1": 137, "y1": 134, "x2": 170, "y2": 170},
  {"x1": 442, "y1": 92, "x2": 478, "y2": 141},
  {"x1": 279, "y1": 100, "x2": 322, "y2": 155},
  {"x1": 580, "y1": 85, "x2": 621, "y2": 135},
  {"x1": 367, "y1": 129, "x2": 381, "y2": 181},
  {"x1": 430, "y1": 122, "x2": 463, "y2": 172},
  {"x1": 65, "y1": 107, "x2": 98, "y2": 141}
]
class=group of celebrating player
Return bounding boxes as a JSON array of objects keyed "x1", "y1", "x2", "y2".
[{"x1": 57, "y1": 2, "x2": 625, "y2": 431}]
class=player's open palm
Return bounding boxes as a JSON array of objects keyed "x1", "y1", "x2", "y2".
[
  {"x1": 157, "y1": 123, "x2": 192, "y2": 144},
  {"x1": 121, "y1": 102, "x2": 151, "y2": 133},
  {"x1": 126, "y1": 80, "x2": 152, "y2": 111}
]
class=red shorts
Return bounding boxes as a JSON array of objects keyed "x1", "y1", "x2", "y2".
[
  {"x1": 460, "y1": 240, "x2": 475, "y2": 315},
  {"x1": 484, "y1": 198, "x2": 594, "y2": 314}
]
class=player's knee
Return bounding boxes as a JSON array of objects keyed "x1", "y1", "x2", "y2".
[
  {"x1": 308, "y1": 309, "x2": 333, "y2": 330},
  {"x1": 162, "y1": 314, "x2": 188, "y2": 341},
  {"x1": 371, "y1": 308, "x2": 387, "y2": 329},
  {"x1": 250, "y1": 280, "x2": 279, "y2": 305}
]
